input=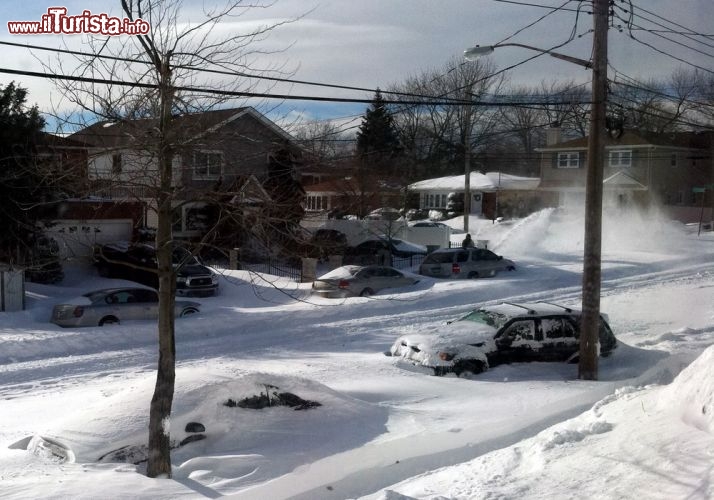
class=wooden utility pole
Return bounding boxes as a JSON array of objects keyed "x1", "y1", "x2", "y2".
[
  {"x1": 463, "y1": 93, "x2": 473, "y2": 234},
  {"x1": 579, "y1": 0, "x2": 609, "y2": 380}
]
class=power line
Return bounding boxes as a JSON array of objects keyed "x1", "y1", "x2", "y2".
[
  {"x1": 496, "y1": 0, "x2": 579, "y2": 45},
  {"x1": 0, "y1": 40, "x2": 467, "y2": 104},
  {"x1": 490, "y1": 0, "x2": 591, "y2": 13},
  {"x1": 0, "y1": 66, "x2": 595, "y2": 109}
]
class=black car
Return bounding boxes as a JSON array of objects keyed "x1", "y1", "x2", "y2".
[
  {"x1": 343, "y1": 238, "x2": 428, "y2": 266},
  {"x1": 93, "y1": 243, "x2": 219, "y2": 297},
  {"x1": 307, "y1": 229, "x2": 348, "y2": 260},
  {"x1": 24, "y1": 236, "x2": 64, "y2": 284}
]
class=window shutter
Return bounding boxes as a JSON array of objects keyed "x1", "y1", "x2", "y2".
[
  {"x1": 579, "y1": 151, "x2": 586, "y2": 168},
  {"x1": 552, "y1": 153, "x2": 558, "y2": 169}
]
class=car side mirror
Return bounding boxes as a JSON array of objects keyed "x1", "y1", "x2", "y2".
[{"x1": 498, "y1": 256, "x2": 503, "y2": 260}]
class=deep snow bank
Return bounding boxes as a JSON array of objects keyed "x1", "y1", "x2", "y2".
[{"x1": 660, "y1": 343, "x2": 714, "y2": 433}]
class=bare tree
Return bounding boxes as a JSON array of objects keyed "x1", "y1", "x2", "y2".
[
  {"x1": 46, "y1": 0, "x2": 301, "y2": 477},
  {"x1": 389, "y1": 57, "x2": 505, "y2": 180}
]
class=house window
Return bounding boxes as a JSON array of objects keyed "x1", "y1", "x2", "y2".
[
  {"x1": 676, "y1": 190, "x2": 684, "y2": 204},
  {"x1": 670, "y1": 153, "x2": 678, "y2": 168},
  {"x1": 609, "y1": 150, "x2": 632, "y2": 168},
  {"x1": 557, "y1": 152, "x2": 580, "y2": 168},
  {"x1": 112, "y1": 153, "x2": 122, "y2": 174},
  {"x1": 192, "y1": 150, "x2": 223, "y2": 179},
  {"x1": 424, "y1": 193, "x2": 447, "y2": 209},
  {"x1": 306, "y1": 195, "x2": 328, "y2": 211}
]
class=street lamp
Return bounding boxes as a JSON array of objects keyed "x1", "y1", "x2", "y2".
[
  {"x1": 464, "y1": 0, "x2": 608, "y2": 380},
  {"x1": 464, "y1": 43, "x2": 592, "y2": 69}
]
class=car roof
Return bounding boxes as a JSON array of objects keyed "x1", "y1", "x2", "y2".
[
  {"x1": 83, "y1": 287, "x2": 157, "y2": 296},
  {"x1": 481, "y1": 301, "x2": 581, "y2": 318}
]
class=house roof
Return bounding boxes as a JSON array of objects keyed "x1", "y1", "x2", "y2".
[
  {"x1": 408, "y1": 172, "x2": 540, "y2": 192},
  {"x1": 305, "y1": 177, "x2": 403, "y2": 195},
  {"x1": 69, "y1": 107, "x2": 294, "y2": 149},
  {"x1": 36, "y1": 131, "x2": 88, "y2": 149},
  {"x1": 536, "y1": 130, "x2": 712, "y2": 152},
  {"x1": 602, "y1": 171, "x2": 647, "y2": 190}
]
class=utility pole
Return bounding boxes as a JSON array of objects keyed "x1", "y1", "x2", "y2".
[
  {"x1": 579, "y1": 0, "x2": 608, "y2": 380},
  {"x1": 463, "y1": 89, "x2": 473, "y2": 234}
]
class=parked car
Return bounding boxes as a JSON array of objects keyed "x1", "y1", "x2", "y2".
[
  {"x1": 389, "y1": 301, "x2": 617, "y2": 376},
  {"x1": 344, "y1": 238, "x2": 428, "y2": 266},
  {"x1": 419, "y1": 247, "x2": 515, "y2": 279},
  {"x1": 312, "y1": 265, "x2": 419, "y2": 298},
  {"x1": 410, "y1": 221, "x2": 449, "y2": 229},
  {"x1": 364, "y1": 207, "x2": 402, "y2": 221},
  {"x1": 24, "y1": 235, "x2": 64, "y2": 284},
  {"x1": 93, "y1": 243, "x2": 219, "y2": 297},
  {"x1": 51, "y1": 287, "x2": 201, "y2": 327},
  {"x1": 307, "y1": 229, "x2": 348, "y2": 260}
]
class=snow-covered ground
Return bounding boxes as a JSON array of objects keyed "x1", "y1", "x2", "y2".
[{"x1": 1, "y1": 207, "x2": 713, "y2": 500}]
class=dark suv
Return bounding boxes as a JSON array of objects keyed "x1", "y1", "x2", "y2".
[{"x1": 93, "y1": 243, "x2": 219, "y2": 297}]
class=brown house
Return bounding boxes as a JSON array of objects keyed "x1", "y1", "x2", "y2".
[
  {"x1": 536, "y1": 129, "x2": 713, "y2": 222},
  {"x1": 69, "y1": 107, "x2": 300, "y2": 237}
]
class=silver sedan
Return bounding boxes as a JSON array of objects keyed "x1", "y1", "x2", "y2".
[
  {"x1": 51, "y1": 287, "x2": 201, "y2": 327},
  {"x1": 312, "y1": 265, "x2": 419, "y2": 298}
]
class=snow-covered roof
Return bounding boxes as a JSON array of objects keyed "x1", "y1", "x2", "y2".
[
  {"x1": 603, "y1": 171, "x2": 648, "y2": 190},
  {"x1": 409, "y1": 172, "x2": 540, "y2": 192}
]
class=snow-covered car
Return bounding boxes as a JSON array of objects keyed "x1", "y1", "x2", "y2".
[
  {"x1": 50, "y1": 287, "x2": 201, "y2": 327},
  {"x1": 364, "y1": 207, "x2": 402, "y2": 221},
  {"x1": 389, "y1": 302, "x2": 617, "y2": 376},
  {"x1": 419, "y1": 247, "x2": 515, "y2": 279},
  {"x1": 343, "y1": 238, "x2": 428, "y2": 266},
  {"x1": 312, "y1": 265, "x2": 419, "y2": 298}
]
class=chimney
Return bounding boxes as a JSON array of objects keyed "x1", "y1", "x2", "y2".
[{"x1": 546, "y1": 122, "x2": 561, "y2": 146}]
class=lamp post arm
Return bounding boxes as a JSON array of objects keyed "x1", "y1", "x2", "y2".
[{"x1": 464, "y1": 42, "x2": 592, "y2": 69}]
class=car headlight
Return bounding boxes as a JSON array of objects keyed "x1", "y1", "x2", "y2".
[
  {"x1": 438, "y1": 352, "x2": 455, "y2": 361},
  {"x1": 176, "y1": 276, "x2": 187, "y2": 283},
  {"x1": 211, "y1": 273, "x2": 219, "y2": 285}
]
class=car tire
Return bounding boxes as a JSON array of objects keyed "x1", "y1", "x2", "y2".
[
  {"x1": 99, "y1": 316, "x2": 119, "y2": 326},
  {"x1": 454, "y1": 360, "x2": 486, "y2": 376},
  {"x1": 180, "y1": 307, "x2": 199, "y2": 317},
  {"x1": 467, "y1": 271, "x2": 479, "y2": 279},
  {"x1": 359, "y1": 288, "x2": 374, "y2": 297}
]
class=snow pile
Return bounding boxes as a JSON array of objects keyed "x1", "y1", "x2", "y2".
[
  {"x1": 365, "y1": 346, "x2": 714, "y2": 500},
  {"x1": 660, "y1": 343, "x2": 714, "y2": 432}
]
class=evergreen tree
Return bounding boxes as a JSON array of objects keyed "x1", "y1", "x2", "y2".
[
  {"x1": 356, "y1": 89, "x2": 402, "y2": 163},
  {"x1": 0, "y1": 82, "x2": 46, "y2": 262}
]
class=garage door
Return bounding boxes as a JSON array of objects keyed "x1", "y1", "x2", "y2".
[{"x1": 46, "y1": 219, "x2": 133, "y2": 259}]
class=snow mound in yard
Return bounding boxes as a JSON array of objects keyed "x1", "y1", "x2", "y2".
[
  {"x1": 659, "y1": 343, "x2": 714, "y2": 432},
  {"x1": 364, "y1": 346, "x2": 714, "y2": 500}
]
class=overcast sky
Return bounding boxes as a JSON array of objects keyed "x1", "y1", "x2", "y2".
[{"x1": 1, "y1": 0, "x2": 712, "y2": 131}]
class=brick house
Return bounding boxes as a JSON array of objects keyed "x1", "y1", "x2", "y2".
[
  {"x1": 70, "y1": 107, "x2": 301, "y2": 238},
  {"x1": 536, "y1": 129, "x2": 713, "y2": 222}
]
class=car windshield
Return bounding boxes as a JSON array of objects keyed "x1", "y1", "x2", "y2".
[{"x1": 460, "y1": 309, "x2": 509, "y2": 329}]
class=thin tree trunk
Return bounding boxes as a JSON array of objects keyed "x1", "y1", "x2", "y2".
[{"x1": 147, "y1": 58, "x2": 176, "y2": 478}]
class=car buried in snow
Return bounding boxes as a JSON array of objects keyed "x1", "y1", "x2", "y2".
[{"x1": 388, "y1": 301, "x2": 617, "y2": 376}]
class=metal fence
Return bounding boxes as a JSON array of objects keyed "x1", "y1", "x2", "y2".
[
  {"x1": 391, "y1": 253, "x2": 426, "y2": 270},
  {"x1": 238, "y1": 258, "x2": 302, "y2": 282}
]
